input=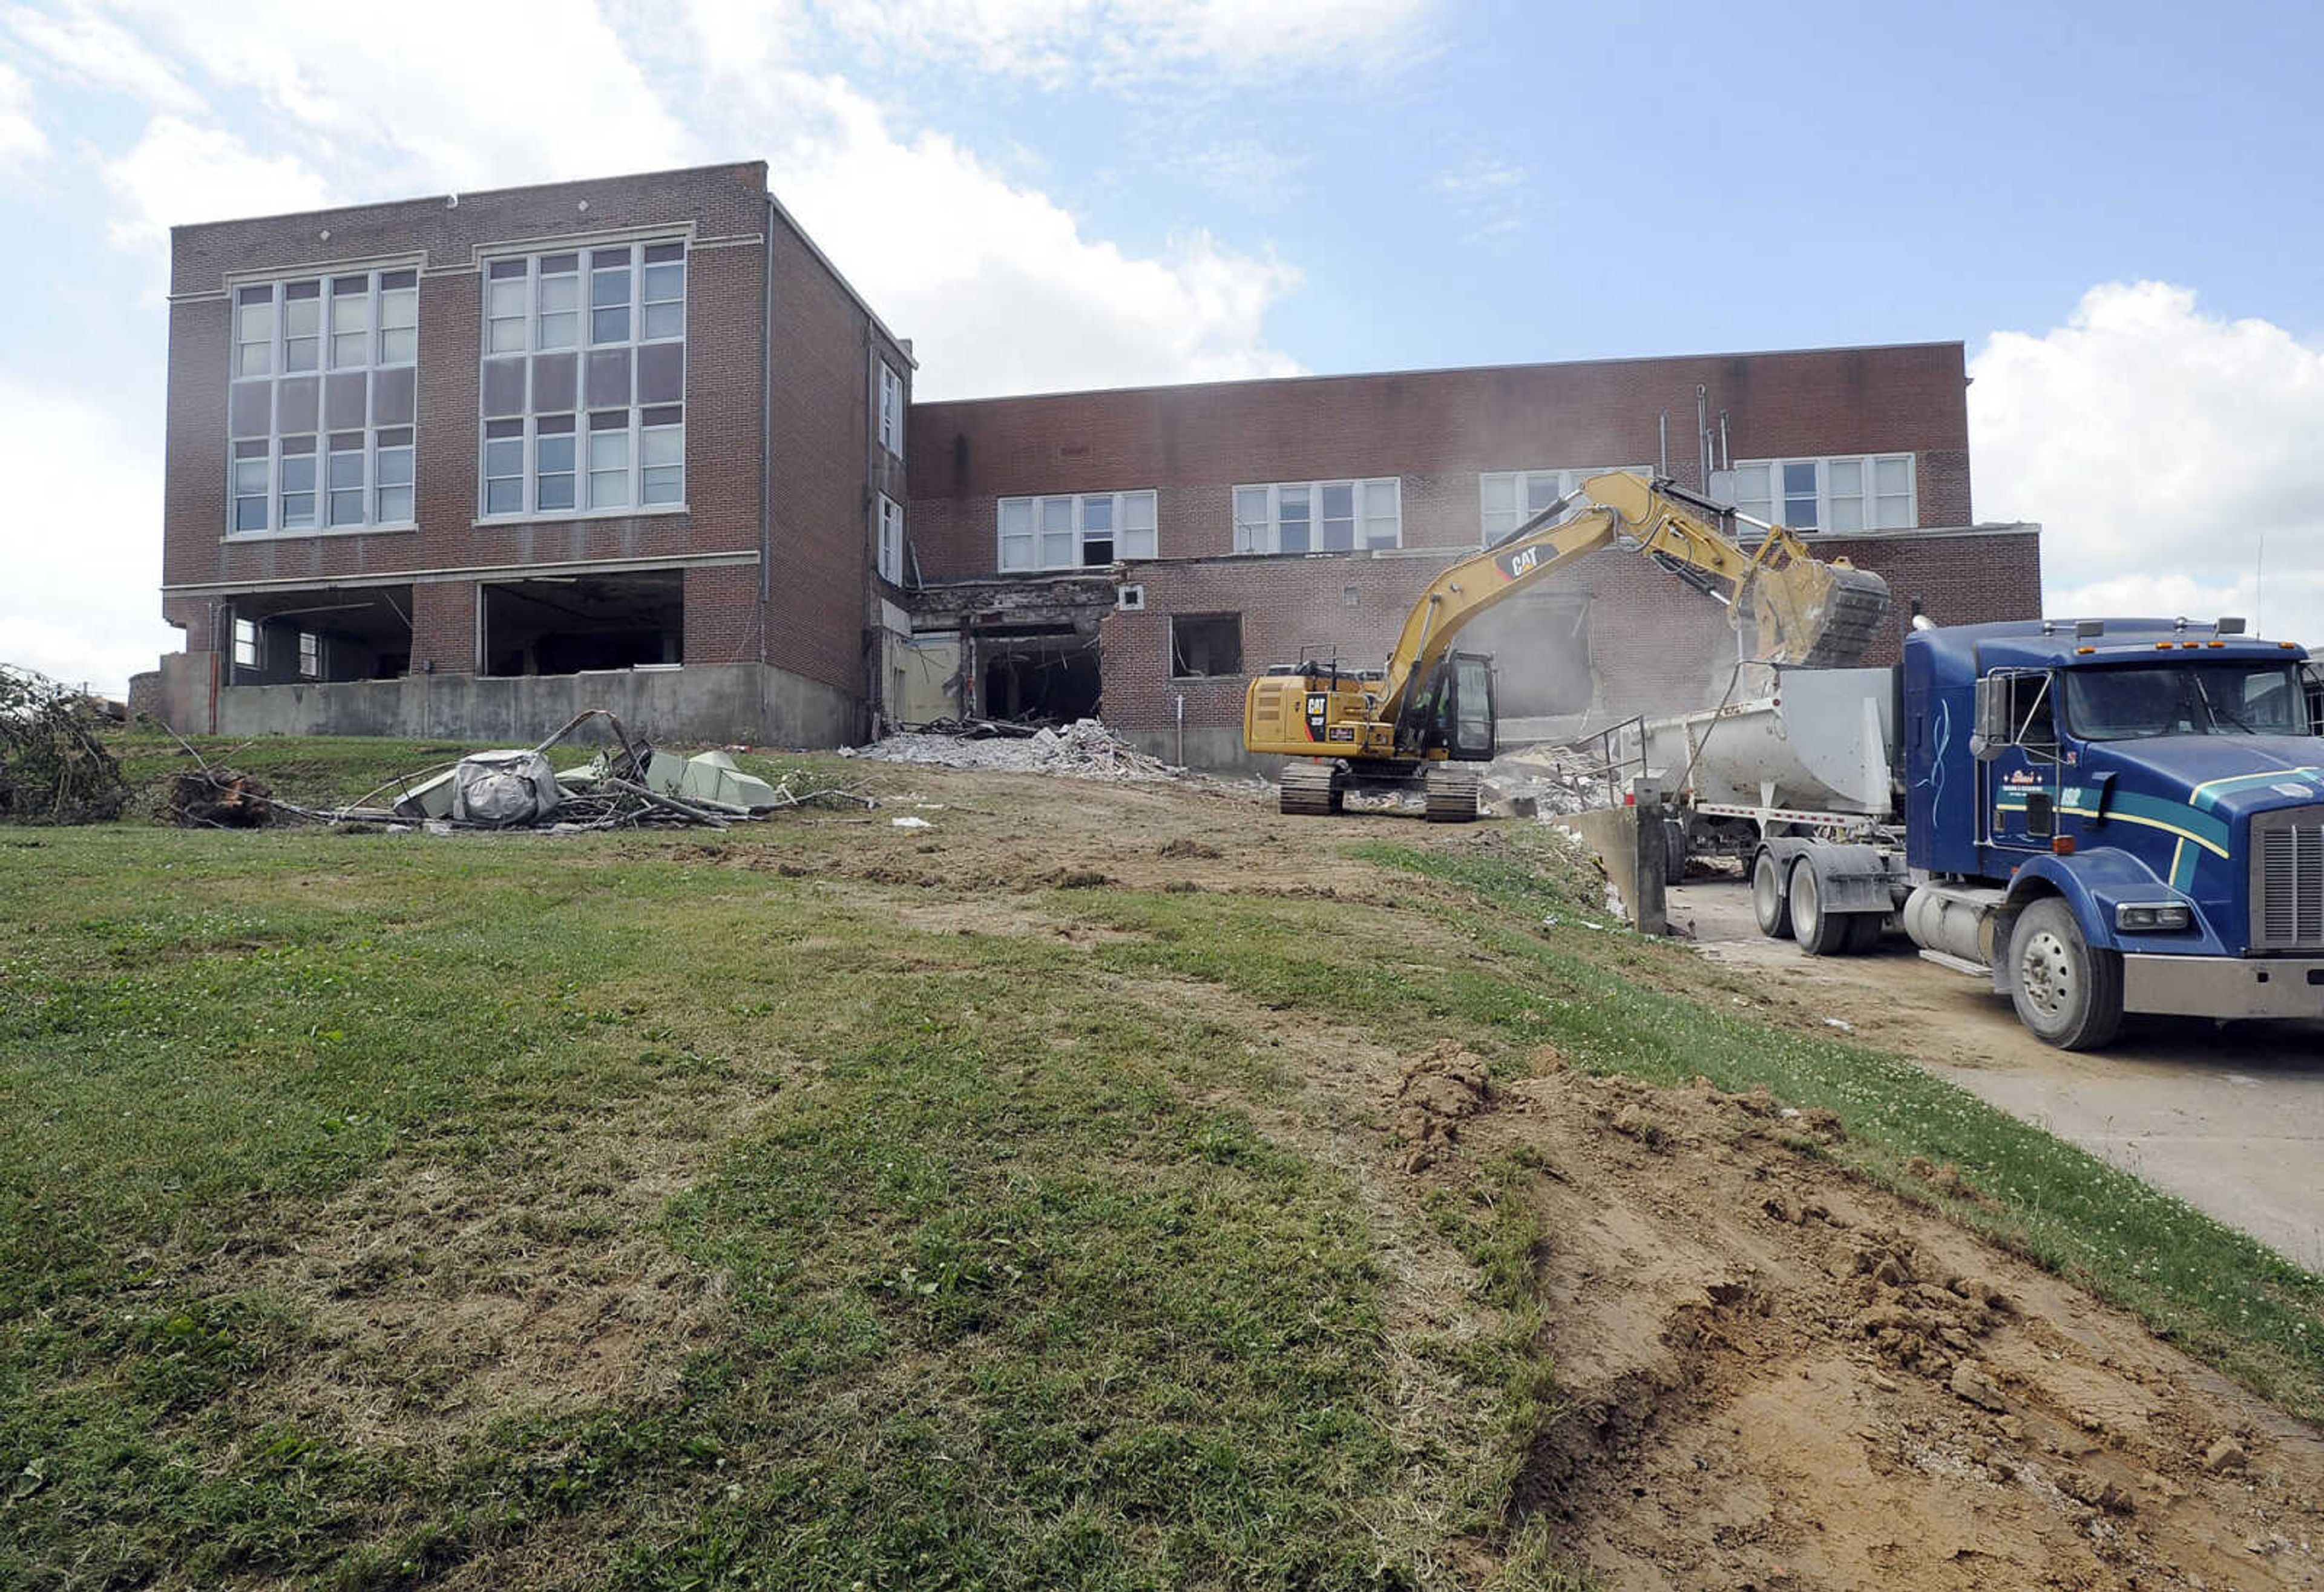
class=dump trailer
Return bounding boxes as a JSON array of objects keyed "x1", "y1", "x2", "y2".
[
  {"x1": 1244, "y1": 472, "x2": 1891, "y2": 820},
  {"x1": 1649, "y1": 617, "x2": 2324, "y2": 1048}
]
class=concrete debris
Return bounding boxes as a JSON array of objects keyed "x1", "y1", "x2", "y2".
[
  {"x1": 843, "y1": 717, "x2": 1179, "y2": 783},
  {"x1": 1482, "y1": 739, "x2": 1629, "y2": 818}
]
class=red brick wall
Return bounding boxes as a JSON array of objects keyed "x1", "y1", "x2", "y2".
[
  {"x1": 762, "y1": 202, "x2": 910, "y2": 699},
  {"x1": 162, "y1": 163, "x2": 776, "y2": 673},
  {"x1": 686, "y1": 563, "x2": 762, "y2": 665},
  {"x1": 908, "y1": 343, "x2": 1973, "y2": 580}
]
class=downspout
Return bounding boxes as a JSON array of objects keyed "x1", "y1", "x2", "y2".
[{"x1": 759, "y1": 199, "x2": 776, "y2": 642}]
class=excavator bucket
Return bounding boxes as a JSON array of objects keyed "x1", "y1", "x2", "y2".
[{"x1": 1790, "y1": 563, "x2": 1894, "y2": 668}]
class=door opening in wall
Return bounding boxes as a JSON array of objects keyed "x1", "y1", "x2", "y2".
[
  {"x1": 481, "y1": 571, "x2": 684, "y2": 676},
  {"x1": 976, "y1": 628, "x2": 1101, "y2": 723}
]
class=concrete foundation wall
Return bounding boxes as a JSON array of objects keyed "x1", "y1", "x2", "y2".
[
  {"x1": 214, "y1": 663, "x2": 861, "y2": 748},
  {"x1": 1117, "y1": 726, "x2": 1282, "y2": 775}
]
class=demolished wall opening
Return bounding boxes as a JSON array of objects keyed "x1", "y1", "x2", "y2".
[
  {"x1": 226, "y1": 585, "x2": 414, "y2": 685},
  {"x1": 977, "y1": 629, "x2": 1101, "y2": 722},
  {"x1": 1465, "y1": 591, "x2": 1594, "y2": 717},
  {"x1": 1169, "y1": 613, "x2": 1242, "y2": 679},
  {"x1": 482, "y1": 571, "x2": 683, "y2": 676}
]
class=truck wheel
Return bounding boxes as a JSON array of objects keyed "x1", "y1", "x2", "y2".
[
  {"x1": 1751, "y1": 850, "x2": 1792, "y2": 939},
  {"x1": 2009, "y1": 897, "x2": 2124, "y2": 1050},
  {"x1": 1788, "y1": 858, "x2": 1854, "y2": 956}
]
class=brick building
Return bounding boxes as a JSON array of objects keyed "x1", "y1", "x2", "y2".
[
  {"x1": 902, "y1": 344, "x2": 2040, "y2": 765},
  {"x1": 148, "y1": 161, "x2": 912, "y2": 746},
  {"x1": 145, "y1": 163, "x2": 2041, "y2": 765}
]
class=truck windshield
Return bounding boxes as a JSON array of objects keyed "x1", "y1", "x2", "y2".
[{"x1": 2063, "y1": 662, "x2": 2310, "y2": 740}]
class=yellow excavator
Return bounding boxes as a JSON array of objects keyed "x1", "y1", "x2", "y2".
[{"x1": 1242, "y1": 471, "x2": 1892, "y2": 819}]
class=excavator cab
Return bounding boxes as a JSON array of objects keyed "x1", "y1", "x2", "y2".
[{"x1": 1410, "y1": 651, "x2": 1497, "y2": 761}]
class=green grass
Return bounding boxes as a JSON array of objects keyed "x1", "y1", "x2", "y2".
[
  {"x1": 0, "y1": 825, "x2": 1533, "y2": 1589},
  {"x1": 8, "y1": 765, "x2": 2322, "y2": 1587}
]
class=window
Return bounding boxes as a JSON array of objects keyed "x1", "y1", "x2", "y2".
[
  {"x1": 226, "y1": 267, "x2": 418, "y2": 535},
  {"x1": 878, "y1": 361, "x2": 904, "y2": 457},
  {"x1": 478, "y1": 241, "x2": 685, "y2": 518},
  {"x1": 996, "y1": 490, "x2": 1158, "y2": 571},
  {"x1": 1730, "y1": 455, "x2": 1915, "y2": 532},
  {"x1": 1479, "y1": 467, "x2": 1650, "y2": 543},
  {"x1": 876, "y1": 493, "x2": 905, "y2": 584},
  {"x1": 232, "y1": 617, "x2": 260, "y2": 670},
  {"x1": 1232, "y1": 479, "x2": 1399, "y2": 553},
  {"x1": 1170, "y1": 613, "x2": 1242, "y2": 679},
  {"x1": 298, "y1": 631, "x2": 321, "y2": 679}
]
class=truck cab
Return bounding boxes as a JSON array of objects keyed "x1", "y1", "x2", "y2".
[{"x1": 1901, "y1": 618, "x2": 2323, "y2": 1046}]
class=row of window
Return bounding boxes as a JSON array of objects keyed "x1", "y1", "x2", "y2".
[
  {"x1": 982, "y1": 459, "x2": 1920, "y2": 570},
  {"x1": 227, "y1": 249, "x2": 913, "y2": 536}
]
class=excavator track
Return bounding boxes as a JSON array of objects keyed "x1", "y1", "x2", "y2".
[
  {"x1": 1279, "y1": 760, "x2": 1344, "y2": 816},
  {"x1": 1422, "y1": 764, "x2": 1480, "y2": 823},
  {"x1": 1796, "y1": 567, "x2": 1895, "y2": 668}
]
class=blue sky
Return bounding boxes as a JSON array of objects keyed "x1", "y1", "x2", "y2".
[{"x1": 2, "y1": 0, "x2": 2320, "y2": 695}]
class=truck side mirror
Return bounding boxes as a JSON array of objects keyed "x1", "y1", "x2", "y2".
[{"x1": 1970, "y1": 674, "x2": 2009, "y2": 761}]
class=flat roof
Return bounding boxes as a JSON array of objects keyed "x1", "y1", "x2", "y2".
[{"x1": 912, "y1": 339, "x2": 1969, "y2": 408}]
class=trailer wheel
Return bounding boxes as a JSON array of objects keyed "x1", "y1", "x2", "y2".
[
  {"x1": 1788, "y1": 858, "x2": 1854, "y2": 956},
  {"x1": 1750, "y1": 850, "x2": 1792, "y2": 939},
  {"x1": 2009, "y1": 897, "x2": 2124, "y2": 1050}
]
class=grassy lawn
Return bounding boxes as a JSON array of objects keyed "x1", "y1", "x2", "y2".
[
  {"x1": 3, "y1": 738, "x2": 2320, "y2": 1586},
  {"x1": 0, "y1": 814, "x2": 1556, "y2": 1589}
]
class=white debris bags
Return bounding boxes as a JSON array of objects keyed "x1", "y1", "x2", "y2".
[{"x1": 450, "y1": 750, "x2": 563, "y2": 826}]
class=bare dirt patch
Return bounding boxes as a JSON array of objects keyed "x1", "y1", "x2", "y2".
[
  {"x1": 1100, "y1": 966, "x2": 2324, "y2": 1590},
  {"x1": 215, "y1": 1083, "x2": 760, "y2": 1453}
]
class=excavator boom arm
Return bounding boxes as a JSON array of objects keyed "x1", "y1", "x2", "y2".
[{"x1": 1373, "y1": 472, "x2": 1891, "y2": 729}]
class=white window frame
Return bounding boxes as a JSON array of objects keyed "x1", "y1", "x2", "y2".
[
  {"x1": 876, "y1": 493, "x2": 905, "y2": 585},
  {"x1": 1232, "y1": 478, "x2": 1400, "y2": 554},
  {"x1": 476, "y1": 240, "x2": 687, "y2": 522},
  {"x1": 225, "y1": 266, "x2": 419, "y2": 537},
  {"x1": 1730, "y1": 454, "x2": 1916, "y2": 533},
  {"x1": 1478, "y1": 466, "x2": 1651, "y2": 545},
  {"x1": 996, "y1": 490, "x2": 1158, "y2": 572},
  {"x1": 297, "y1": 631, "x2": 321, "y2": 679},
  {"x1": 232, "y1": 617, "x2": 261, "y2": 671},
  {"x1": 878, "y1": 361, "x2": 905, "y2": 458}
]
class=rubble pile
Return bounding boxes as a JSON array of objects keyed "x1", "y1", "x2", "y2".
[
  {"x1": 842, "y1": 717, "x2": 1179, "y2": 783},
  {"x1": 1481, "y1": 739, "x2": 1628, "y2": 817}
]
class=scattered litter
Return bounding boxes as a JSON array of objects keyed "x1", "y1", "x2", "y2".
[
  {"x1": 891, "y1": 815, "x2": 933, "y2": 829},
  {"x1": 1822, "y1": 1017, "x2": 1856, "y2": 1033}
]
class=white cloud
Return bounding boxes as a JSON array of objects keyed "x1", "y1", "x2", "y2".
[
  {"x1": 0, "y1": 377, "x2": 174, "y2": 698},
  {"x1": 102, "y1": 114, "x2": 333, "y2": 252},
  {"x1": 688, "y1": 0, "x2": 1429, "y2": 85},
  {"x1": 1971, "y1": 281, "x2": 2324, "y2": 646},
  {"x1": 4, "y1": 0, "x2": 203, "y2": 114},
  {"x1": 111, "y1": 0, "x2": 696, "y2": 192},
  {"x1": 1167, "y1": 138, "x2": 1305, "y2": 209},
  {"x1": 0, "y1": 58, "x2": 45, "y2": 169},
  {"x1": 1434, "y1": 154, "x2": 1528, "y2": 242},
  {"x1": 760, "y1": 77, "x2": 1302, "y2": 396}
]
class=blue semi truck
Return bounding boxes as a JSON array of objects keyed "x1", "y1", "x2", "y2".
[{"x1": 1656, "y1": 617, "x2": 2324, "y2": 1048}]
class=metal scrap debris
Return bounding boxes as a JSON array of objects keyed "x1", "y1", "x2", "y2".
[{"x1": 174, "y1": 708, "x2": 878, "y2": 834}]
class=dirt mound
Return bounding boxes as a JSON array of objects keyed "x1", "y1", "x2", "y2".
[
  {"x1": 1494, "y1": 1074, "x2": 2324, "y2": 1590},
  {"x1": 1390, "y1": 1041, "x2": 1494, "y2": 1171}
]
